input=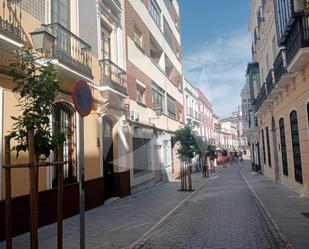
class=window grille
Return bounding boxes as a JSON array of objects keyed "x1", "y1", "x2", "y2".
[
  {"x1": 290, "y1": 110, "x2": 303, "y2": 183},
  {"x1": 279, "y1": 118, "x2": 288, "y2": 176},
  {"x1": 266, "y1": 127, "x2": 271, "y2": 167},
  {"x1": 261, "y1": 129, "x2": 266, "y2": 164}
]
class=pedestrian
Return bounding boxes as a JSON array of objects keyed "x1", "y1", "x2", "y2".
[{"x1": 202, "y1": 151, "x2": 210, "y2": 178}]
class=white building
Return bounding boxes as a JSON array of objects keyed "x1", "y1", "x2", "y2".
[{"x1": 184, "y1": 77, "x2": 200, "y2": 133}]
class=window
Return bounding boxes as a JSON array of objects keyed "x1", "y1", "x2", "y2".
[
  {"x1": 101, "y1": 25, "x2": 111, "y2": 60},
  {"x1": 149, "y1": 0, "x2": 161, "y2": 27},
  {"x1": 133, "y1": 138, "x2": 151, "y2": 175},
  {"x1": 136, "y1": 86, "x2": 145, "y2": 103},
  {"x1": 290, "y1": 110, "x2": 303, "y2": 183},
  {"x1": 279, "y1": 118, "x2": 288, "y2": 176},
  {"x1": 134, "y1": 25, "x2": 143, "y2": 48},
  {"x1": 266, "y1": 127, "x2": 271, "y2": 167},
  {"x1": 52, "y1": 102, "x2": 77, "y2": 187},
  {"x1": 167, "y1": 94, "x2": 176, "y2": 119},
  {"x1": 274, "y1": 0, "x2": 293, "y2": 42},
  {"x1": 52, "y1": 0, "x2": 70, "y2": 28},
  {"x1": 164, "y1": 0, "x2": 172, "y2": 13},
  {"x1": 152, "y1": 82, "x2": 165, "y2": 113},
  {"x1": 261, "y1": 129, "x2": 266, "y2": 164},
  {"x1": 163, "y1": 17, "x2": 173, "y2": 48}
]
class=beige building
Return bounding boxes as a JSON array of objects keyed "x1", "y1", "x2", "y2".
[
  {"x1": 0, "y1": 0, "x2": 184, "y2": 239},
  {"x1": 249, "y1": 0, "x2": 309, "y2": 198}
]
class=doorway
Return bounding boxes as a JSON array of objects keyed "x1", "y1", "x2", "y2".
[
  {"x1": 272, "y1": 117, "x2": 280, "y2": 181},
  {"x1": 103, "y1": 116, "x2": 114, "y2": 199}
]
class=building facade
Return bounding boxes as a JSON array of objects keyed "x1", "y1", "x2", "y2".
[
  {"x1": 248, "y1": 0, "x2": 309, "y2": 198},
  {"x1": 124, "y1": 0, "x2": 183, "y2": 189},
  {"x1": 197, "y1": 88, "x2": 214, "y2": 143},
  {"x1": 0, "y1": 0, "x2": 184, "y2": 239},
  {"x1": 183, "y1": 77, "x2": 200, "y2": 133}
]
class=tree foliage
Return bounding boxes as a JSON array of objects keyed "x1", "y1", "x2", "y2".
[
  {"x1": 174, "y1": 126, "x2": 196, "y2": 160},
  {"x1": 8, "y1": 49, "x2": 65, "y2": 159}
]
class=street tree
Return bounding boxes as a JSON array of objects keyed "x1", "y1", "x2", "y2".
[{"x1": 174, "y1": 125, "x2": 197, "y2": 191}]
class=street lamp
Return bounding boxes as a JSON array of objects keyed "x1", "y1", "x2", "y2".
[{"x1": 30, "y1": 24, "x2": 56, "y2": 53}]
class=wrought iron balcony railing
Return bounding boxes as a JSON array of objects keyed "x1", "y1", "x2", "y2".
[
  {"x1": 285, "y1": 13, "x2": 309, "y2": 66},
  {"x1": 46, "y1": 23, "x2": 92, "y2": 77},
  {"x1": 0, "y1": 0, "x2": 23, "y2": 42},
  {"x1": 273, "y1": 49, "x2": 287, "y2": 84},
  {"x1": 254, "y1": 83, "x2": 267, "y2": 112},
  {"x1": 99, "y1": 59, "x2": 127, "y2": 95},
  {"x1": 266, "y1": 69, "x2": 274, "y2": 95}
]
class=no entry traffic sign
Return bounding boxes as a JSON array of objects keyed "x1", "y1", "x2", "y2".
[{"x1": 72, "y1": 80, "x2": 93, "y2": 117}]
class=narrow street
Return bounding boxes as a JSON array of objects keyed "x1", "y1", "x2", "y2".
[{"x1": 133, "y1": 163, "x2": 287, "y2": 249}]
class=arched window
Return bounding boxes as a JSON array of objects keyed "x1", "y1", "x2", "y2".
[
  {"x1": 279, "y1": 118, "x2": 288, "y2": 176},
  {"x1": 290, "y1": 110, "x2": 303, "y2": 184},
  {"x1": 52, "y1": 102, "x2": 77, "y2": 187},
  {"x1": 266, "y1": 127, "x2": 271, "y2": 167}
]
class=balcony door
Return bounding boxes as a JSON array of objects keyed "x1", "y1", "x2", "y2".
[
  {"x1": 52, "y1": 0, "x2": 70, "y2": 28},
  {"x1": 51, "y1": 0, "x2": 71, "y2": 59},
  {"x1": 101, "y1": 25, "x2": 111, "y2": 78}
]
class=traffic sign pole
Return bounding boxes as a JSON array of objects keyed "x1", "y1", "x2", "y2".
[
  {"x1": 79, "y1": 116, "x2": 85, "y2": 249},
  {"x1": 72, "y1": 80, "x2": 92, "y2": 249}
]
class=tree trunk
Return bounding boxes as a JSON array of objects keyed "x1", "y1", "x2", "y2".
[
  {"x1": 28, "y1": 130, "x2": 38, "y2": 249},
  {"x1": 188, "y1": 160, "x2": 192, "y2": 191},
  {"x1": 5, "y1": 136, "x2": 12, "y2": 249}
]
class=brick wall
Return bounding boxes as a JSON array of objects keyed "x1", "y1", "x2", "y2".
[{"x1": 125, "y1": 0, "x2": 151, "y2": 57}]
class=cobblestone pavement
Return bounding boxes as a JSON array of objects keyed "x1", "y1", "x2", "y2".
[{"x1": 133, "y1": 163, "x2": 287, "y2": 249}]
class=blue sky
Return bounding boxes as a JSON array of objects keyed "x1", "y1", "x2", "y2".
[{"x1": 179, "y1": 0, "x2": 252, "y2": 117}]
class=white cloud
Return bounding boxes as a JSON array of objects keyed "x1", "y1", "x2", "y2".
[{"x1": 183, "y1": 29, "x2": 251, "y2": 117}]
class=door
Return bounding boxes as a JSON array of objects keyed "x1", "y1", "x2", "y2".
[
  {"x1": 103, "y1": 116, "x2": 114, "y2": 199},
  {"x1": 272, "y1": 117, "x2": 280, "y2": 181}
]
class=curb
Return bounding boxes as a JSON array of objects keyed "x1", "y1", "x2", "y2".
[
  {"x1": 127, "y1": 172, "x2": 217, "y2": 249},
  {"x1": 240, "y1": 165, "x2": 294, "y2": 249}
]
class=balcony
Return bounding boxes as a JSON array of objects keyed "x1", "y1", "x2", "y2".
[
  {"x1": 195, "y1": 111, "x2": 201, "y2": 121},
  {"x1": 254, "y1": 83, "x2": 267, "y2": 112},
  {"x1": 265, "y1": 69, "x2": 274, "y2": 95},
  {"x1": 273, "y1": 49, "x2": 287, "y2": 84},
  {"x1": 284, "y1": 13, "x2": 309, "y2": 71},
  {"x1": 187, "y1": 107, "x2": 194, "y2": 118},
  {"x1": 0, "y1": 0, "x2": 24, "y2": 47},
  {"x1": 99, "y1": 59, "x2": 127, "y2": 96},
  {"x1": 46, "y1": 23, "x2": 92, "y2": 78}
]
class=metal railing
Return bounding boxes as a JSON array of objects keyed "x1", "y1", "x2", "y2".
[
  {"x1": 100, "y1": 59, "x2": 127, "y2": 95},
  {"x1": 285, "y1": 13, "x2": 309, "y2": 66},
  {"x1": 46, "y1": 23, "x2": 92, "y2": 77},
  {"x1": 274, "y1": 49, "x2": 287, "y2": 84},
  {"x1": 0, "y1": 0, "x2": 23, "y2": 41},
  {"x1": 266, "y1": 69, "x2": 274, "y2": 95},
  {"x1": 254, "y1": 83, "x2": 267, "y2": 112}
]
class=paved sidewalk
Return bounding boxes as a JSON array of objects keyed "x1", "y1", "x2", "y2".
[
  {"x1": 133, "y1": 163, "x2": 286, "y2": 249},
  {"x1": 1, "y1": 172, "x2": 208, "y2": 249},
  {"x1": 241, "y1": 164, "x2": 309, "y2": 249}
]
